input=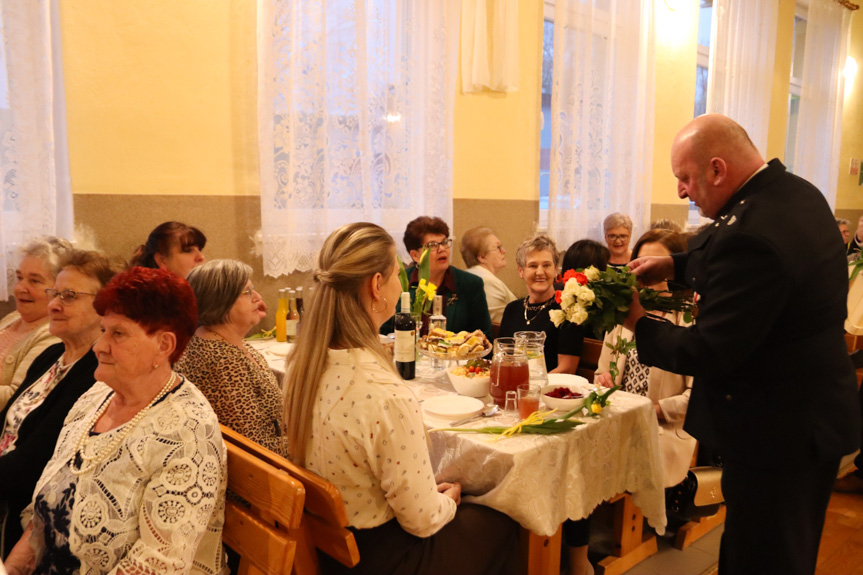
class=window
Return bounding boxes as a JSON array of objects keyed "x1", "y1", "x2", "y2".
[
  {"x1": 694, "y1": 1, "x2": 712, "y2": 117},
  {"x1": 785, "y1": 5, "x2": 807, "y2": 174},
  {"x1": 690, "y1": 1, "x2": 712, "y2": 227}
]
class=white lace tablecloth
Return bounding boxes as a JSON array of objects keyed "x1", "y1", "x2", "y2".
[{"x1": 408, "y1": 363, "x2": 667, "y2": 537}]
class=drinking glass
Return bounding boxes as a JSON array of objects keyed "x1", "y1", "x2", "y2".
[
  {"x1": 504, "y1": 391, "x2": 518, "y2": 416},
  {"x1": 517, "y1": 383, "x2": 541, "y2": 419},
  {"x1": 523, "y1": 342, "x2": 548, "y2": 390}
]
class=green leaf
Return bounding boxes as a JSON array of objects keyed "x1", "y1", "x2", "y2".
[
  {"x1": 398, "y1": 258, "x2": 410, "y2": 293},
  {"x1": 417, "y1": 248, "x2": 431, "y2": 283}
]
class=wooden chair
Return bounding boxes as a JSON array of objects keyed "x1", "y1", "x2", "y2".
[
  {"x1": 223, "y1": 437, "x2": 305, "y2": 574},
  {"x1": 220, "y1": 425, "x2": 360, "y2": 575},
  {"x1": 575, "y1": 338, "x2": 604, "y2": 381},
  {"x1": 491, "y1": 321, "x2": 501, "y2": 341}
]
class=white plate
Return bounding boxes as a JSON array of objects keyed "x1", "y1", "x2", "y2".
[
  {"x1": 547, "y1": 373, "x2": 590, "y2": 389},
  {"x1": 422, "y1": 396, "x2": 484, "y2": 420},
  {"x1": 264, "y1": 343, "x2": 293, "y2": 357}
]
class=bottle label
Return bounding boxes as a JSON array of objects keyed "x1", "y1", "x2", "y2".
[
  {"x1": 286, "y1": 319, "x2": 299, "y2": 337},
  {"x1": 394, "y1": 329, "x2": 416, "y2": 363}
]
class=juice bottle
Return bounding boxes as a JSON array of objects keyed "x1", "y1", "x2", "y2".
[{"x1": 275, "y1": 289, "x2": 287, "y2": 342}]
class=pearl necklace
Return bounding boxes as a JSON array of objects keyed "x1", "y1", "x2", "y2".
[
  {"x1": 69, "y1": 371, "x2": 178, "y2": 476},
  {"x1": 523, "y1": 296, "x2": 554, "y2": 325}
]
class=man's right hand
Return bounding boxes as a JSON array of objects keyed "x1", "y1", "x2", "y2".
[{"x1": 628, "y1": 255, "x2": 674, "y2": 286}]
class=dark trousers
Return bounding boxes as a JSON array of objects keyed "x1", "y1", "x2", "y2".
[
  {"x1": 320, "y1": 503, "x2": 521, "y2": 575},
  {"x1": 718, "y1": 454, "x2": 838, "y2": 575},
  {"x1": 855, "y1": 378, "x2": 863, "y2": 476}
]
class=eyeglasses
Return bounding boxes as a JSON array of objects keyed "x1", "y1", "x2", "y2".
[
  {"x1": 45, "y1": 288, "x2": 97, "y2": 304},
  {"x1": 241, "y1": 286, "x2": 258, "y2": 298},
  {"x1": 606, "y1": 234, "x2": 631, "y2": 243},
  {"x1": 484, "y1": 244, "x2": 504, "y2": 255},
  {"x1": 421, "y1": 238, "x2": 453, "y2": 252}
]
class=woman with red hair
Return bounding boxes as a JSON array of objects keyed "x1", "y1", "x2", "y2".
[{"x1": 5, "y1": 267, "x2": 228, "y2": 575}]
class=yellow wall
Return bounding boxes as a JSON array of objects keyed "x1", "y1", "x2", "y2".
[
  {"x1": 766, "y1": 0, "x2": 796, "y2": 163},
  {"x1": 60, "y1": 0, "x2": 258, "y2": 196},
  {"x1": 452, "y1": 0, "x2": 544, "y2": 201},
  {"x1": 838, "y1": 12, "x2": 863, "y2": 210},
  {"x1": 59, "y1": 1, "x2": 863, "y2": 211},
  {"x1": 651, "y1": 1, "x2": 699, "y2": 205}
]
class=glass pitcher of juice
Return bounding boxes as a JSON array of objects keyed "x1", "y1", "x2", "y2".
[{"x1": 490, "y1": 340, "x2": 529, "y2": 407}]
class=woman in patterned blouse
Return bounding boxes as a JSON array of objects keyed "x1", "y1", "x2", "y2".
[
  {"x1": 175, "y1": 259, "x2": 289, "y2": 457},
  {"x1": 284, "y1": 222, "x2": 519, "y2": 575},
  {"x1": 5, "y1": 267, "x2": 227, "y2": 575},
  {"x1": 595, "y1": 228, "x2": 696, "y2": 488}
]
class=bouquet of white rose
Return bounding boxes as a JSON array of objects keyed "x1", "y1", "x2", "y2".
[{"x1": 549, "y1": 266, "x2": 694, "y2": 381}]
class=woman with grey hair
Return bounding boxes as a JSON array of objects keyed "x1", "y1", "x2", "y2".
[
  {"x1": 461, "y1": 226, "x2": 516, "y2": 323},
  {"x1": 0, "y1": 237, "x2": 73, "y2": 409},
  {"x1": 175, "y1": 258, "x2": 288, "y2": 457},
  {"x1": 498, "y1": 233, "x2": 584, "y2": 374},
  {"x1": 603, "y1": 212, "x2": 634, "y2": 268}
]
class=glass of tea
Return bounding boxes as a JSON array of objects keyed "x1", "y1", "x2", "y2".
[{"x1": 517, "y1": 383, "x2": 542, "y2": 419}]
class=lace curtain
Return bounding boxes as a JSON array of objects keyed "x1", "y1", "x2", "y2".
[
  {"x1": 792, "y1": 0, "x2": 850, "y2": 209},
  {"x1": 461, "y1": 0, "x2": 519, "y2": 93},
  {"x1": 547, "y1": 0, "x2": 655, "y2": 249},
  {"x1": 257, "y1": 0, "x2": 459, "y2": 276},
  {"x1": 706, "y1": 0, "x2": 778, "y2": 154},
  {"x1": 0, "y1": 0, "x2": 72, "y2": 299}
]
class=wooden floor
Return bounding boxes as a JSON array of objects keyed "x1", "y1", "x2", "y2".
[{"x1": 816, "y1": 490, "x2": 863, "y2": 574}]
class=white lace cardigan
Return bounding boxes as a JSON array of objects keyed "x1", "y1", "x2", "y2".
[{"x1": 23, "y1": 378, "x2": 228, "y2": 575}]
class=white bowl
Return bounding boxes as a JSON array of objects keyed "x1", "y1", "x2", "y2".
[
  {"x1": 542, "y1": 377, "x2": 589, "y2": 411},
  {"x1": 447, "y1": 369, "x2": 491, "y2": 398}
]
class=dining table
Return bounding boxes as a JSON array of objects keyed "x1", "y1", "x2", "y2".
[{"x1": 246, "y1": 337, "x2": 667, "y2": 575}]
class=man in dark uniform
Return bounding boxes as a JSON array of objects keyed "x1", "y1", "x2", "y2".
[{"x1": 625, "y1": 114, "x2": 860, "y2": 575}]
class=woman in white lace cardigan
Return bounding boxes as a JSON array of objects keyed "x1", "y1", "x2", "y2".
[
  {"x1": 595, "y1": 229, "x2": 697, "y2": 487},
  {"x1": 5, "y1": 267, "x2": 227, "y2": 575}
]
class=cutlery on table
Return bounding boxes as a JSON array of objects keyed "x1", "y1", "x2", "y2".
[{"x1": 450, "y1": 404, "x2": 500, "y2": 427}]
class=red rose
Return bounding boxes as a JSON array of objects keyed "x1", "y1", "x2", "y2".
[
  {"x1": 574, "y1": 272, "x2": 588, "y2": 285},
  {"x1": 555, "y1": 290, "x2": 562, "y2": 304},
  {"x1": 562, "y1": 269, "x2": 579, "y2": 283}
]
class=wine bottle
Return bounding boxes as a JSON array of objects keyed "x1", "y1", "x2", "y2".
[
  {"x1": 394, "y1": 292, "x2": 416, "y2": 380},
  {"x1": 286, "y1": 291, "x2": 300, "y2": 343}
]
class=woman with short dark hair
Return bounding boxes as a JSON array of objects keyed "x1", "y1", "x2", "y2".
[
  {"x1": 392, "y1": 216, "x2": 492, "y2": 338},
  {"x1": 175, "y1": 259, "x2": 288, "y2": 457},
  {"x1": 130, "y1": 221, "x2": 207, "y2": 278}
]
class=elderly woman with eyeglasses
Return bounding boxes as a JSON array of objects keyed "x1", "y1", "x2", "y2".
[
  {"x1": 603, "y1": 212, "x2": 634, "y2": 268},
  {"x1": 0, "y1": 237, "x2": 75, "y2": 411},
  {"x1": 0, "y1": 250, "x2": 123, "y2": 559},
  {"x1": 387, "y1": 216, "x2": 491, "y2": 338},
  {"x1": 461, "y1": 227, "x2": 516, "y2": 324},
  {"x1": 175, "y1": 259, "x2": 288, "y2": 457}
]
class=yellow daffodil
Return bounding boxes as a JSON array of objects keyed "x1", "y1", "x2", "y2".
[{"x1": 590, "y1": 403, "x2": 603, "y2": 415}]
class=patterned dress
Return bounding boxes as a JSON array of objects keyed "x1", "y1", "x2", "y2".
[{"x1": 175, "y1": 336, "x2": 289, "y2": 457}]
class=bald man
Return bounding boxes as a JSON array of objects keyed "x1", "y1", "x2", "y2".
[{"x1": 625, "y1": 115, "x2": 860, "y2": 575}]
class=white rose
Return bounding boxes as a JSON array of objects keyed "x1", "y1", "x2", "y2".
[
  {"x1": 548, "y1": 309, "x2": 566, "y2": 327},
  {"x1": 577, "y1": 287, "x2": 596, "y2": 305},
  {"x1": 561, "y1": 292, "x2": 576, "y2": 310},
  {"x1": 569, "y1": 305, "x2": 589, "y2": 325},
  {"x1": 564, "y1": 279, "x2": 581, "y2": 296},
  {"x1": 584, "y1": 266, "x2": 601, "y2": 282}
]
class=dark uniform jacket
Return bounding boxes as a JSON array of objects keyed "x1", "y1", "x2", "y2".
[{"x1": 636, "y1": 159, "x2": 860, "y2": 467}]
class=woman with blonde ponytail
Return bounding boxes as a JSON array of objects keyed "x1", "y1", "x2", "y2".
[{"x1": 284, "y1": 223, "x2": 519, "y2": 575}]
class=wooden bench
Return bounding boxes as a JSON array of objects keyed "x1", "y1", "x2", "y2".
[
  {"x1": 221, "y1": 425, "x2": 360, "y2": 575},
  {"x1": 223, "y1": 436, "x2": 305, "y2": 574},
  {"x1": 575, "y1": 337, "x2": 604, "y2": 382}
]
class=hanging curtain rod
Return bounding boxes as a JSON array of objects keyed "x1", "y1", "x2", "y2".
[{"x1": 837, "y1": 0, "x2": 859, "y2": 10}]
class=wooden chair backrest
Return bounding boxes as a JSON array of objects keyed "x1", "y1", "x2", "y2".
[
  {"x1": 220, "y1": 425, "x2": 361, "y2": 574},
  {"x1": 575, "y1": 338, "x2": 603, "y2": 382},
  {"x1": 491, "y1": 322, "x2": 501, "y2": 341},
  {"x1": 223, "y1": 438, "x2": 305, "y2": 574}
]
